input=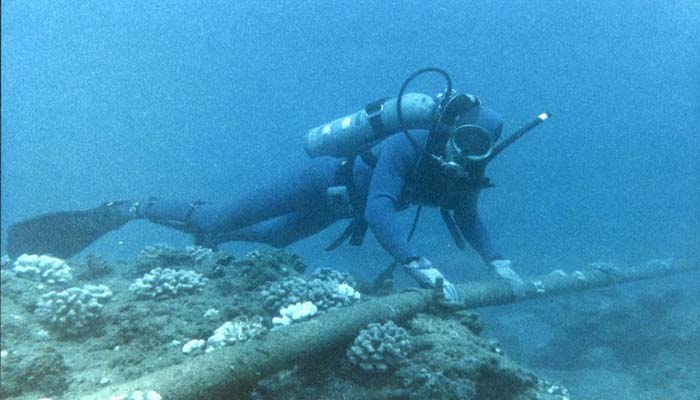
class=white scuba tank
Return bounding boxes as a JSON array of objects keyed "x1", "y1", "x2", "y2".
[{"x1": 304, "y1": 92, "x2": 438, "y2": 158}]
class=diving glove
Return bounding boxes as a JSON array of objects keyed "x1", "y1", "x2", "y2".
[
  {"x1": 490, "y1": 259, "x2": 526, "y2": 298},
  {"x1": 403, "y1": 257, "x2": 460, "y2": 303}
]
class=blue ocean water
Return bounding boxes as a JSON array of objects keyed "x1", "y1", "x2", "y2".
[
  {"x1": 3, "y1": 1, "x2": 697, "y2": 275},
  {"x1": 2, "y1": 1, "x2": 699, "y2": 398}
]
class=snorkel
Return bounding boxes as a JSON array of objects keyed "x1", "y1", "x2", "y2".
[{"x1": 484, "y1": 112, "x2": 550, "y2": 164}]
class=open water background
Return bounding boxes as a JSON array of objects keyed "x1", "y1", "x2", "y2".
[{"x1": 2, "y1": 2, "x2": 699, "y2": 396}]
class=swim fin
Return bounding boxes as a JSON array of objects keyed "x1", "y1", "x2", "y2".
[{"x1": 6, "y1": 201, "x2": 133, "y2": 259}]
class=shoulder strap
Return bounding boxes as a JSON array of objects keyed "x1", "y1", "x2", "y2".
[
  {"x1": 440, "y1": 207, "x2": 466, "y2": 250},
  {"x1": 359, "y1": 150, "x2": 378, "y2": 167},
  {"x1": 325, "y1": 218, "x2": 368, "y2": 251}
]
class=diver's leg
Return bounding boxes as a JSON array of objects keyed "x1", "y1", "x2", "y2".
[
  {"x1": 195, "y1": 157, "x2": 340, "y2": 234},
  {"x1": 214, "y1": 208, "x2": 342, "y2": 248},
  {"x1": 8, "y1": 157, "x2": 341, "y2": 258},
  {"x1": 139, "y1": 157, "x2": 340, "y2": 238}
]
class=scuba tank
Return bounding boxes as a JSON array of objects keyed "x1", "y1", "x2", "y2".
[{"x1": 304, "y1": 92, "x2": 439, "y2": 158}]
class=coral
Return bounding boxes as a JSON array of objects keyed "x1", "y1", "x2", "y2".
[
  {"x1": 261, "y1": 277, "x2": 309, "y2": 312},
  {"x1": 129, "y1": 267, "x2": 208, "y2": 299},
  {"x1": 347, "y1": 321, "x2": 411, "y2": 373},
  {"x1": 272, "y1": 302, "x2": 318, "y2": 326},
  {"x1": 182, "y1": 339, "x2": 206, "y2": 354},
  {"x1": 206, "y1": 316, "x2": 267, "y2": 351},
  {"x1": 236, "y1": 249, "x2": 307, "y2": 289},
  {"x1": 261, "y1": 271, "x2": 361, "y2": 314},
  {"x1": 12, "y1": 253, "x2": 73, "y2": 285},
  {"x1": 186, "y1": 245, "x2": 217, "y2": 265},
  {"x1": 311, "y1": 267, "x2": 356, "y2": 287},
  {"x1": 35, "y1": 284, "x2": 113, "y2": 336},
  {"x1": 136, "y1": 243, "x2": 193, "y2": 270},
  {"x1": 136, "y1": 243, "x2": 231, "y2": 269},
  {"x1": 75, "y1": 254, "x2": 114, "y2": 281},
  {"x1": 242, "y1": 249, "x2": 307, "y2": 273},
  {"x1": 132, "y1": 244, "x2": 234, "y2": 279}
]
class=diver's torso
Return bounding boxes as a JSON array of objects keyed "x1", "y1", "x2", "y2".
[{"x1": 352, "y1": 130, "x2": 483, "y2": 214}]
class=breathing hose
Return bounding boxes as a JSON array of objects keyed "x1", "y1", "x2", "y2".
[{"x1": 396, "y1": 67, "x2": 453, "y2": 154}]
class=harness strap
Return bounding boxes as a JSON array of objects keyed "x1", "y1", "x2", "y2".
[
  {"x1": 324, "y1": 219, "x2": 358, "y2": 251},
  {"x1": 325, "y1": 158, "x2": 369, "y2": 251},
  {"x1": 324, "y1": 218, "x2": 368, "y2": 251},
  {"x1": 407, "y1": 205, "x2": 422, "y2": 242},
  {"x1": 359, "y1": 151, "x2": 378, "y2": 167},
  {"x1": 439, "y1": 207, "x2": 466, "y2": 250},
  {"x1": 348, "y1": 219, "x2": 368, "y2": 246},
  {"x1": 337, "y1": 159, "x2": 362, "y2": 213}
]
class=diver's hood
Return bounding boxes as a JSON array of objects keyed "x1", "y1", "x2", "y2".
[{"x1": 456, "y1": 104, "x2": 504, "y2": 143}]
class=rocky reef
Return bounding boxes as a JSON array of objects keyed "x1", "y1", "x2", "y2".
[
  {"x1": 0, "y1": 247, "x2": 571, "y2": 400},
  {"x1": 253, "y1": 312, "x2": 569, "y2": 400},
  {"x1": 6, "y1": 248, "x2": 693, "y2": 400}
]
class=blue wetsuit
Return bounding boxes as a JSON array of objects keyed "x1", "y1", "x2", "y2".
[{"x1": 143, "y1": 130, "x2": 500, "y2": 264}]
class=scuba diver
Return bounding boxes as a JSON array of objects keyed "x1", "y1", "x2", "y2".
[{"x1": 7, "y1": 68, "x2": 548, "y2": 303}]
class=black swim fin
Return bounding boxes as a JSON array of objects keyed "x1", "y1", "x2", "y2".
[{"x1": 6, "y1": 201, "x2": 133, "y2": 259}]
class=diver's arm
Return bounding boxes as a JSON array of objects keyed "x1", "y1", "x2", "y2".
[
  {"x1": 454, "y1": 200, "x2": 502, "y2": 264},
  {"x1": 364, "y1": 135, "x2": 420, "y2": 264},
  {"x1": 455, "y1": 197, "x2": 525, "y2": 296}
]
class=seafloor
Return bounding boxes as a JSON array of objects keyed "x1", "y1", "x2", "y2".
[{"x1": 0, "y1": 246, "x2": 697, "y2": 399}]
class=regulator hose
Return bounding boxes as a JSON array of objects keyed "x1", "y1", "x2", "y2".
[{"x1": 396, "y1": 67, "x2": 453, "y2": 153}]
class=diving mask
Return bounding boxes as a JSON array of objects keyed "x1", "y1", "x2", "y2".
[
  {"x1": 447, "y1": 124, "x2": 494, "y2": 162},
  {"x1": 435, "y1": 124, "x2": 494, "y2": 179}
]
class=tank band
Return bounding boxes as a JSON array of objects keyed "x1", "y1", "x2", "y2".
[{"x1": 364, "y1": 97, "x2": 389, "y2": 139}]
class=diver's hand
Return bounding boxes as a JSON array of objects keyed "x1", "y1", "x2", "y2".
[
  {"x1": 490, "y1": 259, "x2": 526, "y2": 298},
  {"x1": 403, "y1": 257, "x2": 460, "y2": 303}
]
